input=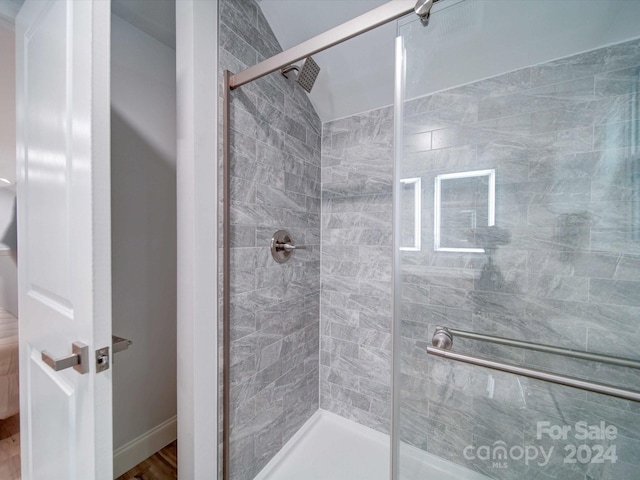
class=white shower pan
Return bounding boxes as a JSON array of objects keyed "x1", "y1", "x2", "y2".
[{"x1": 254, "y1": 410, "x2": 490, "y2": 480}]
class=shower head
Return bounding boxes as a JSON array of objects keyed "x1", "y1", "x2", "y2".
[{"x1": 281, "y1": 56, "x2": 320, "y2": 93}]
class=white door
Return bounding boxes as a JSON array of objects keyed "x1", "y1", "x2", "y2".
[{"x1": 15, "y1": 0, "x2": 112, "y2": 479}]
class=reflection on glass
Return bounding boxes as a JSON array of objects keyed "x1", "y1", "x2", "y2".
[
  {"x1": 400, "y1": 177, "x2": 421, "y2": 251},
  {"x1": 434, "y1": 169, "x2": 495, "y2": 252}
]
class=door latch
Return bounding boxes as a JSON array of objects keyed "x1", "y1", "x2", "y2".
[{"x1": 95, "y1": 346, "x2": 110, "y2": 372}]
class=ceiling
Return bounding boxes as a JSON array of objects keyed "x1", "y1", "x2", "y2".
[
  {"x1": 1, "y1": 0, "x2": 395, "y2": 122},
  {"x1": 107, "y1": 0, "x2": 406, "y2": 123},
  {"x1": 257, "y1": 0, "x2": 394, "y2": 123},
  {"x1": 259, "y1": 0, "x2": 640, "y2": 124},
  {"x1": 5, "y1": 0, "x2": 640, "y2": 125}
]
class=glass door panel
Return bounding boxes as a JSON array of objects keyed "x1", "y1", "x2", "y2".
[{"x1": 395, "y1": 1, "x2": 640, "y2": 479}]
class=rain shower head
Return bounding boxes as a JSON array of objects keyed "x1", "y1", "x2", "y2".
[{"x1": 281, "y1": 56, "x2": 320, "y2": 93}]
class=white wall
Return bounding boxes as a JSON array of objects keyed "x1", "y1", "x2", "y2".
[
  {"x1": 110, "y1": 11, "x2": 177, "y2": 460},
  {"x1": 0, "y1": 23, "x2": 16, "y2": 185},
  {"x1": 0, "y1": 23, "x2": 17, "y2": 317}
]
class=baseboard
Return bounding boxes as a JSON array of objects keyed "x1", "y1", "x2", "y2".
[{"x1": 113, "y1": 415, "x2": 177, "y2": 478}]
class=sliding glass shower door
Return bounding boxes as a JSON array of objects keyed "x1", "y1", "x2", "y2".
[{"x1": 394, "y1": 1, "x2": 640, "y2": 479}]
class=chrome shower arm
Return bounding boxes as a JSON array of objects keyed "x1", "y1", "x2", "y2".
[{"x1": 281, "y1": 64, "x2": 300, "y2": 79}]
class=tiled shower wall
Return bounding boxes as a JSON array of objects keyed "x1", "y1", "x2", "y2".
[
  {"x1": 319, "y1": 108, "x2": 395, "y2": 433},
  {"x1": 219, "y1": 0, "x2": 321, "y2": 478},
  {"x1": 399, "y1": 38, "x2": 640, "y2": 479}
]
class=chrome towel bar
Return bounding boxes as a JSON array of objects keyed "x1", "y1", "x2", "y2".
[
  {"x1": 428, "y1": 327, "x2": 640, "y2": 403},
  {"x1": 439, "y1": 326, "x2": 640, "y2": 370}
]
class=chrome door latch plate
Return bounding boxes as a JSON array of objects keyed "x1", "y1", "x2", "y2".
[{"x1": 96, "y1": 346, "x2": 110, "y2": 372}]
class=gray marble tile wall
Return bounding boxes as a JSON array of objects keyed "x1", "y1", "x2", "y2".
[
  {"x1": 320, "y1": 107, "x2": 395, "y2": 433},
  {"x1": 219, "y1": 1, "x2": 321, "y2": 478},
  {"x1": 399, "y1": 38, "x2": 640, "y2": 479},
  {"x1": 220, "y1": 5, "x2": 640, "y2": 478}
]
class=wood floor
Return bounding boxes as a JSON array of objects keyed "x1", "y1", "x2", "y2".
[
  {"x1": 116, "y1": 441, "x2": 178, "y2": 480},
  {"x1": 0, "y1": 414, "x2": 20, "y2": 480},
  {"x1": 0, "y1": 414, "x2": 177, "y2": 480}
]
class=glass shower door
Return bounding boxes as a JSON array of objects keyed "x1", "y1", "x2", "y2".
[{"x1": 394, "y1": 1, "x2": 640, "y2": 479}]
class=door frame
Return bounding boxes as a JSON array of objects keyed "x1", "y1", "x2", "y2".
[{"x1": 176, "y1": 1, "x2": 219, "y2": 478}]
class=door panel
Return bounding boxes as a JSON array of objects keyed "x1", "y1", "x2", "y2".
[
  {"x1": 394, "y1": 2, "x2": 640, "y2": 479},
  {"x1": 23, "y1": 0, "x2": 71, "y2": 306},
  {"x1": 29, "y1": 353, "x2": 74, "y2": 480},
  {"x1": 16, "y1": 1, "x2": 112, "y2": 479}
]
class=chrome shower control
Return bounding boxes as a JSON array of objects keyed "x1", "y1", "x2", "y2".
[
  {"x1": 282, "y1": 243, "x2": 307, "y2": 253},
  {"x1": 271, "y1": 230, "x2": 307, "y2": 263}
]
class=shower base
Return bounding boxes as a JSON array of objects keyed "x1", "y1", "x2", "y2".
[{"x1": 253, "y1": 410, "x2": 489, "y2": 480}]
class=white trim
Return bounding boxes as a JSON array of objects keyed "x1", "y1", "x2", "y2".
[
  {"x1": 176, "y1": 0, "x2": 218, "y2": 478},
  {"x1": 113, "y1": 416, "x2": 177, "y2": 478}
]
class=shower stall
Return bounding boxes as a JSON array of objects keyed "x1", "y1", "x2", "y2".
[{"x1": 220, "y1": 0, "x2": 640, "y2": 478}]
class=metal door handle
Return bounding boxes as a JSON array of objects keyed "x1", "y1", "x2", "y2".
[
  {"x1": 112, "y1": 335, "x2": 132, "y2": 354},
  {"x1": 42, "y1": 342, "x2": 89, "y2": 374},
  {"x1": 111, "y1": 335, "x2": 132, "y2": 366}
]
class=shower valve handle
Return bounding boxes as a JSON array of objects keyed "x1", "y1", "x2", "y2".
[
  {"x1": 270, "y1": 230, "x2": 307, "y2": 263},
  {"x1": 280, "y1": 242, "x2": 307, "y2": 252}
]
